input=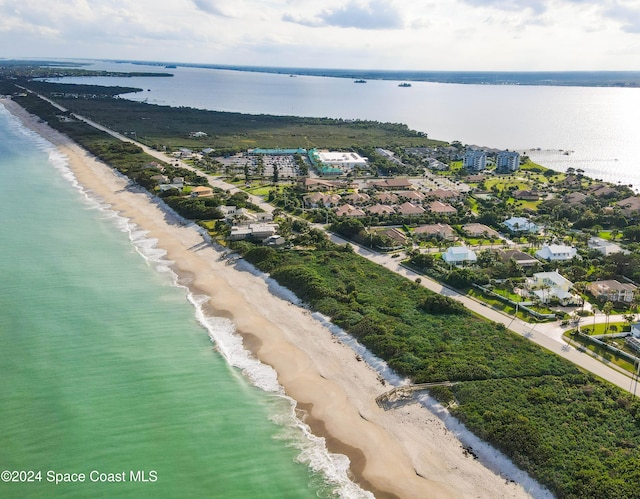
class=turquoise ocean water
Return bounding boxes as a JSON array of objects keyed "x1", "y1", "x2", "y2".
[{"x1": 0, "y1": 105, "x2": 367, "y2": 498}]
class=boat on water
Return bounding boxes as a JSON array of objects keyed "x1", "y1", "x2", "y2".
[
  {"x1": 398, "y1": 82, "x2": 412, "y2": 87},
  {"x1": 354, "y1": 79, "x2": 367, "y2": 83}
]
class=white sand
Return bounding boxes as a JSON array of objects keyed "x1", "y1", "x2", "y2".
[{"x1": 2, "y1": 98, "x2": 533, "y2": 499}]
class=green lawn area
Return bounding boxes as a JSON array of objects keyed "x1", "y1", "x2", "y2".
[
  {"x1": 576, "y1": 321, "x2": 629, "y2": 335},
  {"x1": 564, "y1": 330, "x2": 638, "y2": 373}
]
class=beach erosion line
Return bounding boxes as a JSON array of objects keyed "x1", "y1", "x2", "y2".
[{"x1": 1, "y1": 97, "x2": 538, "y2": 499}]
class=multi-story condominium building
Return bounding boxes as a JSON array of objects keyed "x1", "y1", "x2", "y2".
[
  {"x1": 463, "y1": 150, "x2": 487, "y2": 171},
  {"x1": 496, "y1": 151, "x2": 521, "y2": 172}
]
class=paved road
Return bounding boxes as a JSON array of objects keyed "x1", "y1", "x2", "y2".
[
  {"x1": 36, "y1": 92, "x2": 638, "y2": 394},
  {"x1": 327, "y1": 232, "x2": 638, "y2": 394}
]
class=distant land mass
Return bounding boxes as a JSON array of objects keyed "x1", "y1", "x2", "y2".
[{"x1": 117, "y1": 60, "x2": 640, "y2": 87}]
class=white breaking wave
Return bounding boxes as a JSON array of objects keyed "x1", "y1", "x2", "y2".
[
  {"x1": 7, "y1": 102, "x2": 542, "y2": 498},
  {"x1": 231, "y1": 258, "x2": 554, "y2": 499},
  {"x1": 15, "y1": 117, "x2": 373, "y2": 497}
]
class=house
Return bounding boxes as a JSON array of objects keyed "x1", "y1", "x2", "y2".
[
  {"x1": 376, "y1": 228, "x2": 408, "y2": 249},
  {"x1": 442, "y1": 246, "x2": 477, "y2": 265},
  {"x1": 427, "y1": 189, "x2": 462, "y2": 201},
  {"x1": 414, "y1": 223, "x2": 457, "y2": 241},
  {"x1": 228, "y1": 223, "x2": 279, "y2": 241},
  {"x1": 563, "y1": 192, "x2": 587, "y2": 205},
  {"x1": 366, "y1": 204, "x2": 396, "y2": 216},
  {"x1": 463, "y1": 150, "x2": 487, "y2": 172},
  {"x1": 303, "y1": 192, "x2": 341, "y2": 208},
  {"x1": 151, "y1": 174, "x2": 170, "y2": 184},
  {"x1": 297, "y1": 177, "x2": 345, "y2": 191},
  {"x1": 369, "y1": 177, "x2": 413, "y2": 190},
  {"x1": 535, "y1": 244, "x2": 577, "y2": 261},
  {"x1": 335, "y1": 204, "x2": 366, "y2": 217},
  {"x1": 503, "y1": 216, "x2": 538, "y2": 233},
  {"x1": 375, "y1": 192, "x2": 399, "y2": 203},
  {"x1": 495, "y1": 151, "x2": 520, "y2": 173},
  {"x1": 427, "y1": 201, "x2": 457, "y2": 214},
  {"x1": 514, "y1": 190, "x2": 540, "y2": 201},
  {"x1": 396, "y1": 190, "x2": 425, "y2": 202},
  {"x1": 616, "y1": 196, "x2": 640, "y2": 217},
  {"x1": 190, "y1": 186, "x2": 214, "y2": 198},
  {"x1": 528, "y1": 271, "x2": 580, "y2": 305},
  {"x1": 588, "y1": 280, "x2": 637, "y2": 303},
  {"x1": 589, "y1": 184, "x2": 617, "y2": 198},
  {"x1": 343, "y1": 192, "x2": 371, "y2": 204},
  {"x1": 588, "y1": 237, "x2": 623, "y2": 256},
  {"x1": 230, "y1": 208, "x2": 274, "y2": 225},
  {"x1": 462, "y1": 223, "x2": 500, "y2": 239},
  {"x1": 396, "y1": 202, "x2": 425, "y2": 215},
  {"x1": 498, "y1": 249, "x2": 540, "y2": 267}
]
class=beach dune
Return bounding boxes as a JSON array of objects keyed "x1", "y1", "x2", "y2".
[{"x1": 2, "y1": 98, "x2": 532, "y2": 498}]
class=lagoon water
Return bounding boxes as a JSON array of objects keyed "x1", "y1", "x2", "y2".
[
  {"x1": 0, "y1": 105, "x2": 365, "y2": 497},
  {"x1": 57, "y1": 60, "x2": 640, "y2": 190}
]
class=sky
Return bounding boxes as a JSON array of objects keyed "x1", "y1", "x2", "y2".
[{"x1": 2, "y1": 0, "x2": 640, "y2": 71}]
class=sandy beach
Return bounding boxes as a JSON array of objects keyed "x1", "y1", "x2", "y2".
[{"x1": 2, "y1": 97, "x2": 533, "y2": 498}]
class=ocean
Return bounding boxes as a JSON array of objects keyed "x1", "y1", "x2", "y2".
[
  {"x1": 0, "y1": 104, "x2": 367, "y2": 498},
  {"x1": 51, "y1": 60, "x2": 640, "y2": 190}
]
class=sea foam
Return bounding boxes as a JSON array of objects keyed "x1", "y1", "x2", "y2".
[
  {"x1": 15, "y1": 118, "x2": 373, "y2": 497},
  {"x1": 8, "y1": 103, "x2": 541, "y2": 497}
]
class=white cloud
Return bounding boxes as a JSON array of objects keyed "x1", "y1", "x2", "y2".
[
  {"x1": 284, "y1": 0, "x2": 405, "y2": 30},
  {"x1": 0, "y1": 0, "x2": 639, "y2": 70}
]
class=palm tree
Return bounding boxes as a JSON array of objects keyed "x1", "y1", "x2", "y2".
[
  {"x1": 602, "y1": 301, "x2": 614, "y2": 334},
  {"x1": 591, "y1": 305, "x2": 599, "y2": 333}
]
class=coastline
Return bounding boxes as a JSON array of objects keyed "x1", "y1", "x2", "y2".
[{"x1": 1, "y1": 98, "x2": 533, "y2": 498}]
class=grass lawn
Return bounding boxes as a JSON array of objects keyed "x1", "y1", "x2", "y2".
[{"x1": 564, "y1": 330, "x2": 638, "y2": 373}]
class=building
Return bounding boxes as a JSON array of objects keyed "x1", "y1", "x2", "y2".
[
  {"x1": 503, "y1": 217, "x2": 539, "y2": 233},
  {"x1": 442, "y1": 246, "x2": 477, "y2": 265},
  {"x1": 310, "y1": 150, "x2": 368, "y2": 171},
  {"x1": 396, "y1": 202, "x2": 425, "y2": 215},
  {"x1": 375, "y1": 192, "x2": 399, "y2": 203},
  {"x1": 462, "y1": 223, "x2": 500, "y2": 239},
  {"x1": 228, "y1": 223, "x2": 279, "y2": 241},
  {"x1": 463, "y1": 150, "x2": 487, "y2": 172},
  {"x1": 616, "y1": 196, "x2": 640, "y2": 217},
  {"x1": 588, "y1": 280, "x2": 637, "y2": 303},
  {"x1": 414, "y1": 223, "x2": 457, "y2": 241},
  {"x1": 427, "y1": 189, "x2": 463, "y2": 202},
  {"x1": 335, "y1": 204, "x2": 366, "y2": 217},
  {"x1": 190, "y1": 186, "x2": 214, "y2": 198},
  {"x1": 428, "y1": 201, "x2": 457, "y2": 214},
  {"x1": 535, "y1": 244, "x2": 577, "y2": 262},
  {"x1": 498, "y1": 249, "x2": 540, "y2": 267},
  {"x1": 588, "y1": 237, "x2": 624, "y2": 256},
  {"x1": 563, "y1": 192, "x2": 587, "y2": 205},
  {"x1": 528, "y1": 271, "x2": 579, "y2": 305},
  {"x1": 369, "y1": 178, "x2": 413, "y2": 190},
  {"x1": 514, "y1": 190, "x2": 540, "y2": 201},
  {"x1": 495, "y1": 151, "x2": 520, "y2": 172},
  {"x1": 303, "y1": 192, "x2": 341, "y2": 208},
  {"x1": 343, "y1": 192, "x2": 371, "y2": 204},
  {"x1": 367, "y1": 204, "x2": 396, "y2": 216}
]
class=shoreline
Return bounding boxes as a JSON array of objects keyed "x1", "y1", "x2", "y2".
[{"x1": 1, "y1": 98, "x2": 534, "y2": 498}]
